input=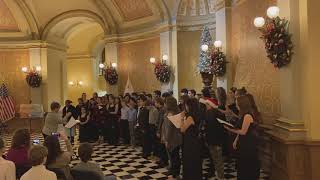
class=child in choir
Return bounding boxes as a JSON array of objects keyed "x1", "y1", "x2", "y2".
[
  {"x1": 137, "y1": 95, "x2": 151, "y2": 158},
  {"x1": 128, "y1": 98, "x2": 137, "y2": 146}
]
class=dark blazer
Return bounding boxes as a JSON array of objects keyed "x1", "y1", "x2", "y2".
[
  {"x1": 62, "y1": 105, "x2": 78, "y2": 122},
  {"x1": 205, "y1": 108, "x2": 225, "y2": 146},
  {"x1": 137, "y1": 107, "x2": 149, "y2": 129}
]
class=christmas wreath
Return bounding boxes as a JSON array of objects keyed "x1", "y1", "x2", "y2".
[
  {"x1": 154, "y1": 62, "x2": 171, "y2": 83},
  {"x1": 26, "y1": 71, "x2": 42, "y2": 88},
  {"x1": 259, "y1": 17, "x2": 293, "y2": 68},
  {"x1": 211, "y1": 49, "x2": 228, "y2": 77},
  {"x1": 104, "y1": 67, "x2": 118, "y2": 85}
]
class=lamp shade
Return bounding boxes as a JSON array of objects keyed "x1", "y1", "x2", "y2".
[
  {"x1": 150, "y1": 57, "x2": 156, "y2": 64},
  {"x1": 78, "y1": 81, "x2": 83, "y2": 86},
  {"x1": 99, "y1": 63, "x2": 105, "y2": 69},
  {"x1": 214, "y1": 40, "x2": 222, "y2": 48},
  {"x1": 201, "y1": 44, "x2": 209, "y2": 51},
  {"x1": 111, "y1": 63, "x2": 117, "y2": 68},
  {"x1": 35, "y1": 66, "x2": 41, "y2": 71},
  {"x1": 254, "y1": 17, "x2": 265, "y2": 28},
  {"x1": 68, "y1": 81, "x2": 74, "y2": 86},
  {"x1": 21, "y1": 67, "x2": 28, "y2": 73},
  {"x1": 267, "y1": 6, "x2": 280, "y2": 19},
  {"x1": 162, "y1": 54, "x2": 169, "y2": 61}
]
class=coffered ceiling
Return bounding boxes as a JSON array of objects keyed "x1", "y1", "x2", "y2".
[{"x1": 113, "y1": 0, "x2": 154, "y2": 22}]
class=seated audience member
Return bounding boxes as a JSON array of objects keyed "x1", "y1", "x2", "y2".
[
  {"x1": 7, "y1": 129, "x2": 31, "y2": 167},
  {"x1": 72, "y1": 143, "x2": 104, "y2": 179},
  {"x1": 44, "y1": 133, "x2": 73, "y2": 180},
  {"x1": 20, "y1": 145, "x2": 57, "y2": 180},
  {"x1": 42, "y1": 102, "x2": 69, "y2": 139},
  {"x1": 0, "y1": 138, "x2": 16, "y2": 180}
]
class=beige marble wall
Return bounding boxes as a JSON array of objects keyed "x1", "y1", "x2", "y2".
[
  {"x1": 0, "y1": 50, "x2": 30, "y2": 110},
  {"x1": 118, "y1": 37, "x2": 161, "y2": 94},
  {"x1": 231, "y1": 0, "x2": 280, "y2": 125},
  {"x1": 177, "y1": 31, "x2": 206, "y2": 93}
]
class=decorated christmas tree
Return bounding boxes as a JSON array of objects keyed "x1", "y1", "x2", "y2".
[{"x1": 198, "y1": 26, "x2": 213, "y2": 73}]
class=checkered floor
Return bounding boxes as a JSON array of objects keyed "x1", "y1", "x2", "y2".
[{"x1": 1, "y1": 132, "x2": 270, "y2": 180}]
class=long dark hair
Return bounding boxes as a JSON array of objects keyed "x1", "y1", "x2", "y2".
[
  {"x1": 11, "y1": 129, "x2": 30, "y2": 149},
  {"x1": 165, "y1": 96, "x2": 179, "y2": 114},
  {"x1": 236, "y1": 94, "x2": 260, "y2": 123},
  {"x1": 185, "y1": 98, "x2": 200, "y2": 125},
  {"x1": 216, "y1": 87, "x2": 227, "y2": 107},
  {"x1": 43, "y1": 135, "x2": 63, "y2": 165}
]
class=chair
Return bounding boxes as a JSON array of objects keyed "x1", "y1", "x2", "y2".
[
  {"x1": 47, "y1": 167, "x2": 68, "y2": 180},
  {"x1": 70, "y1": 169, "x2": 104, "y2": 180}
]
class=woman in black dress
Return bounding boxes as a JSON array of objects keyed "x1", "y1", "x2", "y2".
[
  {"x1": 224, "y1": 94, "x2": 260, "y2": 180},
  {"x1": 107, "y1": 95, "x2": 120, "y2": 145},
  {"x1": 78, "y1": 106, "x2": 90, "y2": 143},
  {"x1": 181, "y1": 98, "x2": 202, "y2": 180}
]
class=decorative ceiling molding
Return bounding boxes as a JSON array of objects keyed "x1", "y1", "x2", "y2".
[
  {"x1": 0, "y1": 0, "x2": 19, "y2": 31},
  {"x1": 41, "y1": 10, "x2": 107, "y2": 40},
  {"x1": 113, "y1": 0, "x2": 153, "y2": 22},
  {"x1": 0, "y1": 0, "x2": 39, "y2": 40},
  {"x1": 0, "y1": 40, "x2": 67, "y2": 51},
  {"x1": 214, "y1": 0, "x2": 232, "y2": 11},
  {"x1": 93, "y1": 0, "x2": 118, "y2": 34}
]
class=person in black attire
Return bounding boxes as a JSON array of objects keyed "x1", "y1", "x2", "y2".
[
  {"x1": 76, "y1": 98, "x2": 84, "y2": 117},
  {"x1": 78, "y1": 106, "x2": 90, "y2": 143},
  {"x1": 62, "y1": 100, "x2": 78, "y2": 144},
  {"x1": 154, "y1": 97, "x2": 168, "y2": 166},
  {"x1": 107, "y1": 95, "x2": 120, "y2": 145},
  {"x1": 181, "y1": 98, "x2": 202, "y2": 180},
  {"x1": 224, "y1": 94, "x2": 260, "y2": 180},
  {"x1": 203, "y1": 98, "x2": 225, "y2": 180},
  {"x1": 180, "y1": 88, "x2": 188, "y2": 96},
  {"x1": 136, "y1": 95, "x2": 151, "y2": 158}
]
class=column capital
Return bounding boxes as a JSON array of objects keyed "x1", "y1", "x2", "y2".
[{"x1": 215, "y1": 0, "x2": 232, "y2": 11}]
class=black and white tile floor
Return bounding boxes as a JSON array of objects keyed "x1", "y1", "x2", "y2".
[{"x1": 2, "y1": 133, "x2": 269, "y2": 180}]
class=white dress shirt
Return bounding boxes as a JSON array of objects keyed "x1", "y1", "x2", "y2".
[
  {"x1": 20, "y1": 165, "x2": 57, "y2": 180},
  {"x1": 0, "y1": 156, "x2": 16, "y2": 180}
]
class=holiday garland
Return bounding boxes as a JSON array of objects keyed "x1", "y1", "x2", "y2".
[
  {"x1": 26, "y1": 70, "x2": 42, "y2": 88},
  {"x1": 104, "y1": 66, "x2": 118, "y2": 85},
  {"x1": 211, "y1": 49, "x2": 228, "y2": 77},
  {"x1": 258, "y1": 16, "x2": 293, "y2": 68},
  {"x1": 154, "y1": 62, "x2": 171, "y2": 83}
]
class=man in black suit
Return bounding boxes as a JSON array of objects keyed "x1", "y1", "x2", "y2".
[
  {"x1": 62, "y1": 100, "x2": 78, "y2": 144},
  {"x1": 136, "y1": 95, "x2": 151, "y2": 158}
]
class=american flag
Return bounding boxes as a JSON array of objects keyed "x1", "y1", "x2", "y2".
[{"x1": 0, "y1": 83, "x2": 15, "y2": 122}]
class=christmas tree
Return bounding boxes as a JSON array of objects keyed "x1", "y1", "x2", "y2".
[{"x1": 198, "y1": 26, "x2": 213, "y2": 73}]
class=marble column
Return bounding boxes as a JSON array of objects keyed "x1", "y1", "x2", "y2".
[
  {"x1": 104, "y1": 42, "x2": 119, "y2": 96},
  {"x1": 40, "y1": 45, "x2": 67, "y2": 111},
  {"x1": 215, "y1": 0, "x2": 233, "y2": 90},
  {"x1": 28, "y1": 48, "x2": 42, "y2": 104},
  {"x1": 272, "y1": 0, "x2": 307, "y2": 140},
  {"x1": 160, "y1": 30, "x2": 179, "y2": 99}
]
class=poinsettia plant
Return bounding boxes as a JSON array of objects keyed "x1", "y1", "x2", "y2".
[
  {"x1": 26, "y1": 69, "x2": 42, "y2": 88},
  {"x1": 154, "y1": 61, "x2": 171, "y2": 83},
  {"x1": 103, "y1": 66, "x2": 118, "y2": 85},
  {"x1": 258, "y1": 16, "x2": 294, "y2": 68}
]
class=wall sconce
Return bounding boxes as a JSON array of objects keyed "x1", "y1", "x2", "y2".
[
  {"x1": 214, "y1": 40, "x2": 222, "y2": 48},
  {"x1": 68, "y1": 80, "x2": 83, "y2": 87},
  {"x1": 111, "y1": 63, "x2": 117, "y2": 68},
  {"x1": 149, "y1": 54, "x2": 169, "y2": 64}
]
